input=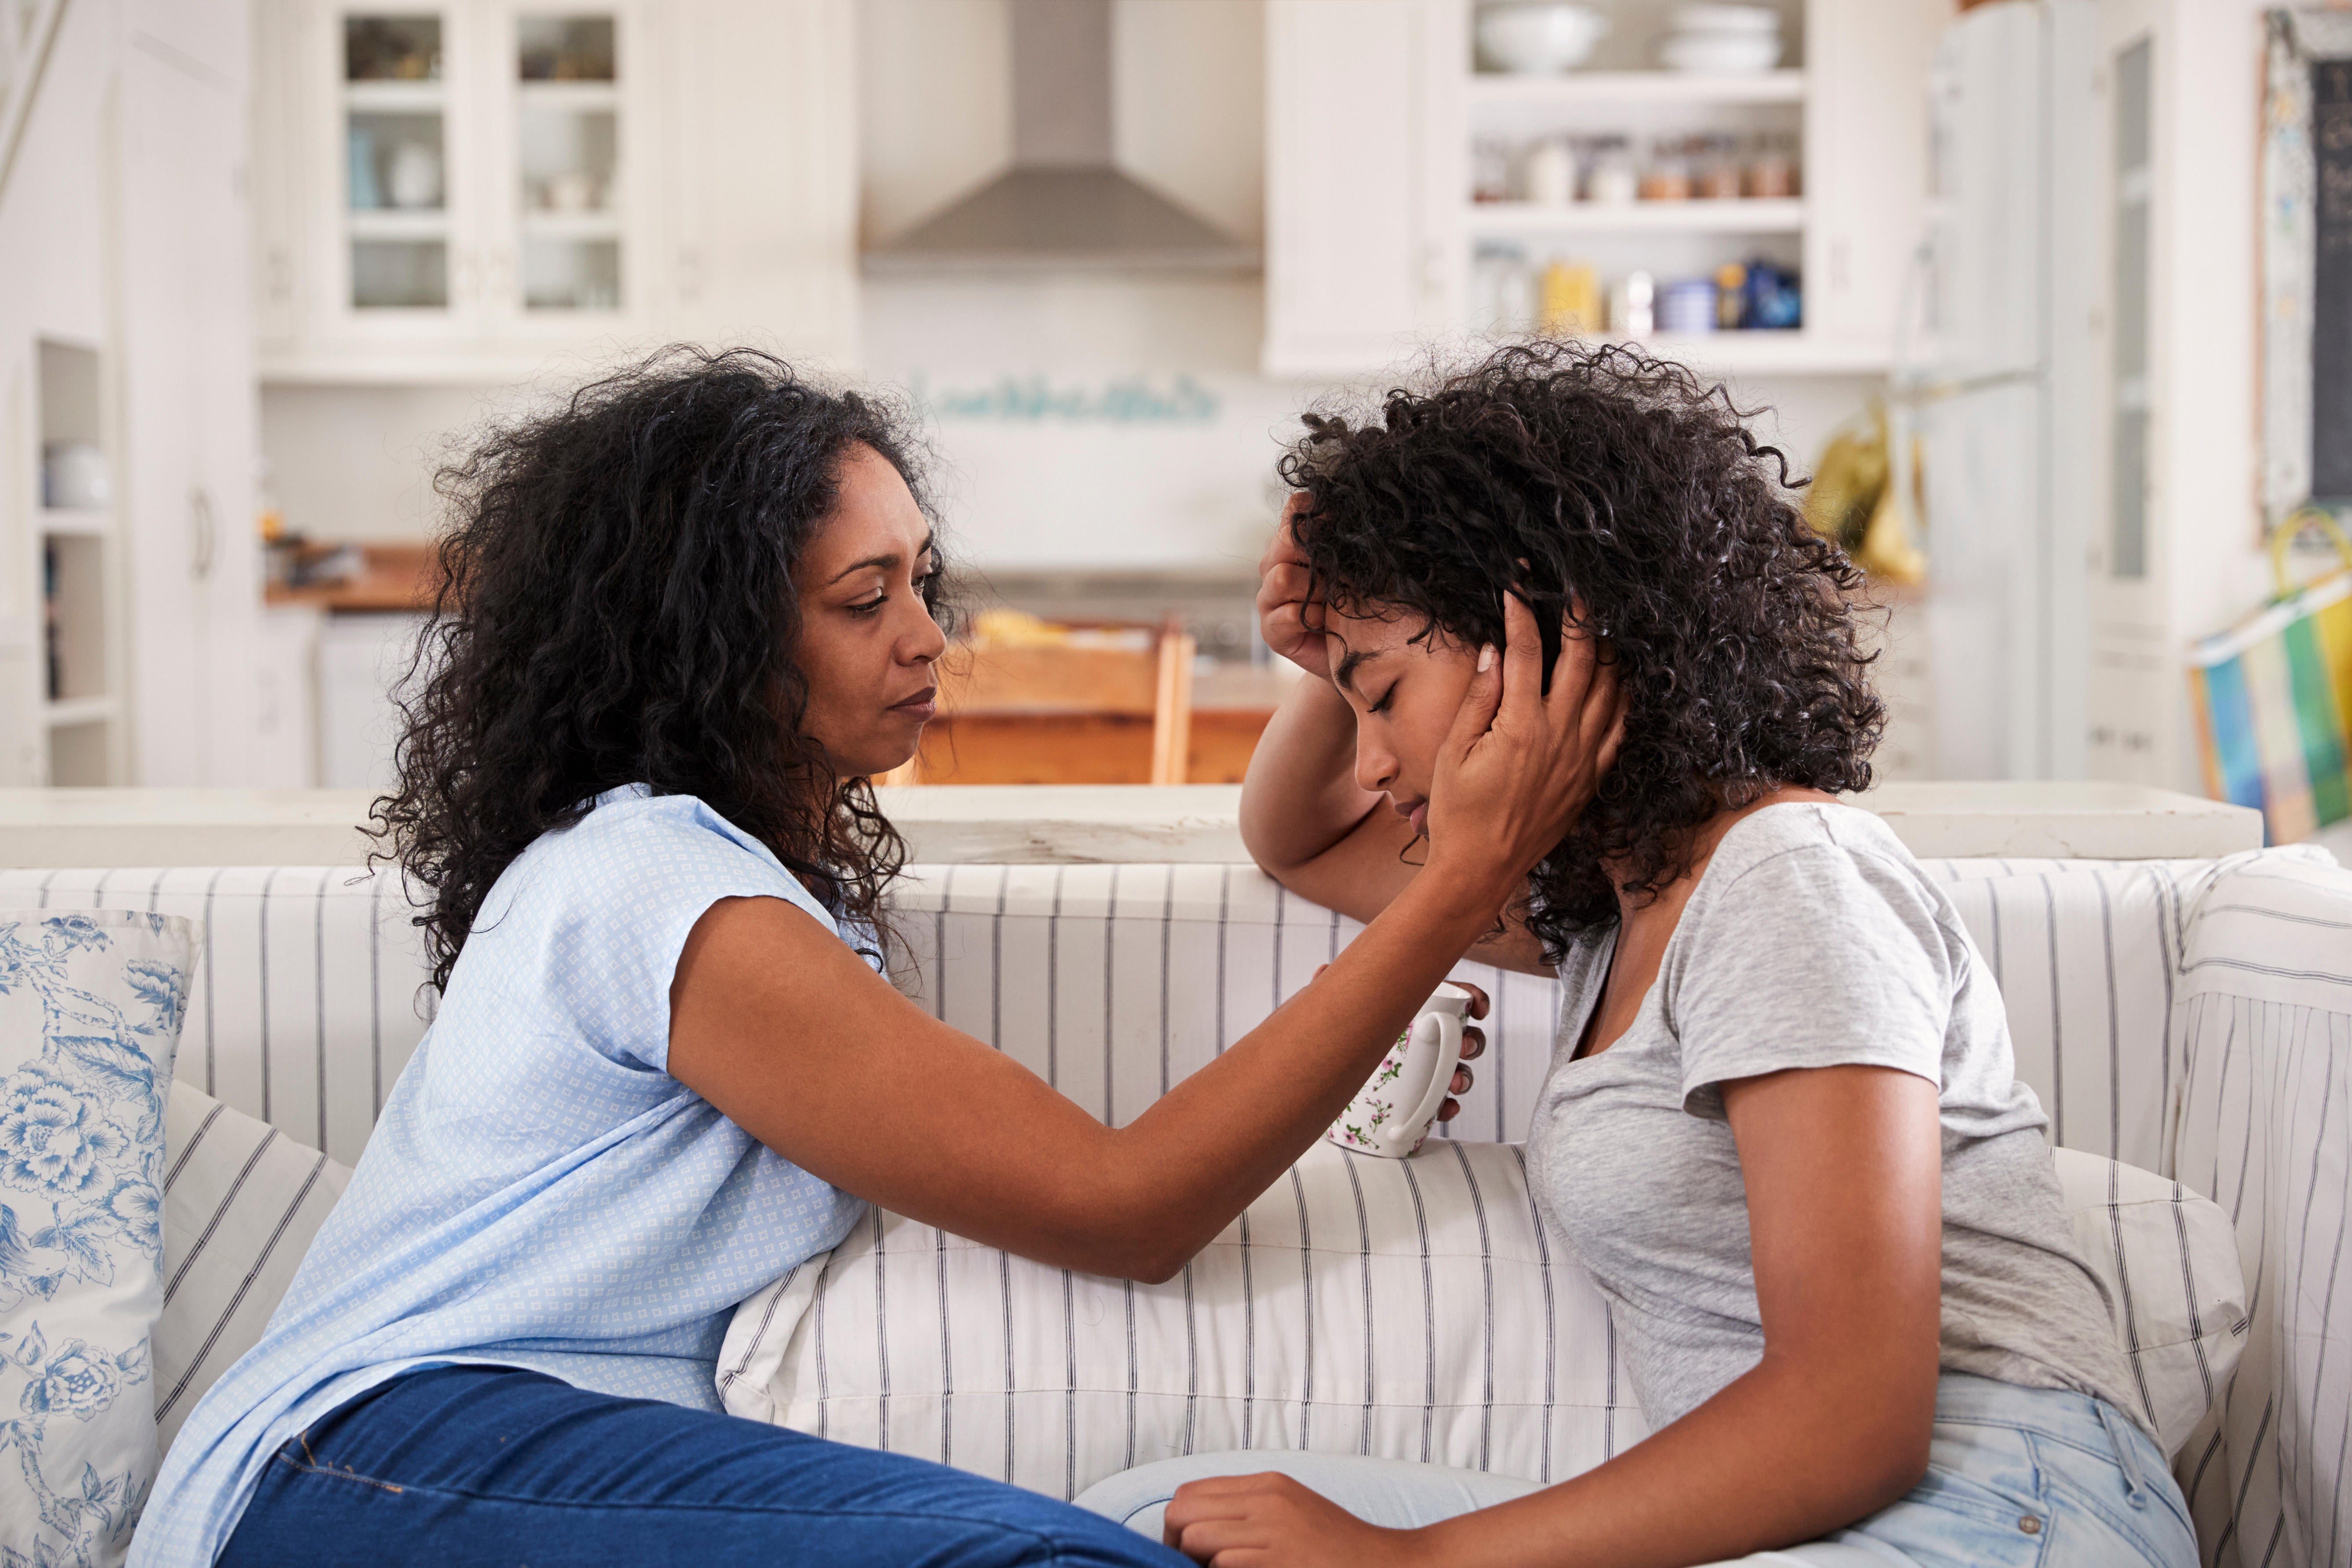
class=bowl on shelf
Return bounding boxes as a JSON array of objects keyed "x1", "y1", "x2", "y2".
[
  {"x1": 1475, "y1": 3, "x2": 1608, "y2": 75},
  {"x1": 1659, "y1": 1, "x2": 1784, "y2": 73},
  {"x1": 1658, "y1": 28, "x2": 1783, "y2": 74},
  {"x1": 1672, "y1": 3, "x2": 1781, "y2": 34}
]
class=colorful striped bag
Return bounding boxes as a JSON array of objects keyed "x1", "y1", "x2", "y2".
[{"x1": 2189, "y1": 509, "x2": 2352, "y2": 842}]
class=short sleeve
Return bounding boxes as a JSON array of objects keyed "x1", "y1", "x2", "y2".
[
  {"x1": 1665, "y1": 842, "x2": 1956, "y2": 1121},
  {"x1": 483, "y1": 792, "x2": 840, "y2": 1075}
]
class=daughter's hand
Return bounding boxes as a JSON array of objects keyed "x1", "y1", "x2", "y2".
[
  {"x1": 1423, "y1": 592, "x2": 1624, "y2": 904},
  {"x1": 1255, "y1": 495, "x2": 1331, "y2": 682}
]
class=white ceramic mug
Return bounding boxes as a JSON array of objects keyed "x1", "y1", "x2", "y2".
[{"x1": 1327, "y1": 982, "x2": 1473, "y2": 1159}]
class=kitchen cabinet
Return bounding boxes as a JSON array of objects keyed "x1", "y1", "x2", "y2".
[
  {"x1": 253, "y1": 0, "x2": 857, "y2": 382},
  {"x1": 1263, "y1": 0, "x2": 1458, "y2": 378},
  {"x1": 119, "y1": 15, "x2": 267, "y2": 786},
  {"x1": 1, "y1": 0, "x2": 270, "y2": 786},
  {"x1": 1262, "y1": 0, "x2": 1948, "y2": 378}
]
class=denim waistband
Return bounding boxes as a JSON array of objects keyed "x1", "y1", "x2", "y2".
[{"x1": 1931, "y1": 1372, "x2": 2163, "y2": 1502}]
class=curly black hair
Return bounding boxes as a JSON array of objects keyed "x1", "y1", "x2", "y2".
[
  {"x1": 375, "y1": 346, "x2": 945, "y2": 991},
  {"x1": 1280, "y1": 339, "x2": 1884, "y2": 957}
]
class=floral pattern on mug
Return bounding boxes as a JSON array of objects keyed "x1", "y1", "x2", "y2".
[
  {"x1": 0, "y1": 913, "x2": 186, "y2": 1568},
  {"x1": 1330, "y1": 1026, "x2": 1439, "y2": 1157}
]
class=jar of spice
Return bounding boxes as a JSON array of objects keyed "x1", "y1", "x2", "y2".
[{"x1": 1639, "y1": 137, "x2": 1693, "y2": 201}]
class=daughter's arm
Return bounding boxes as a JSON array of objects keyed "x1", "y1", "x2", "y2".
[
  {"x1": 1160, "y1": 1063, "x2": 1944, "y2": 1568},
  {"x1": 1240, "y1": 511, "x2": 1556, "y2": 977}
]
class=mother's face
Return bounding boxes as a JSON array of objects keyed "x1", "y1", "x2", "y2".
[
  {"x1": 1321, "y1": 603, "x2": 1479, "y2": 839},
  {"x1": 791, "y1": 444, "x2": 947, "y2": 779}
]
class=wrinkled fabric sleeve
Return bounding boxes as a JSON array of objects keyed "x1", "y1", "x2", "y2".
[
  {"x1": 1666, "y1": 843, "x2": 1956, "y2": 1121},
  {"x1": 490, "y1": 796, "x2": 840, "y2": 1075}
]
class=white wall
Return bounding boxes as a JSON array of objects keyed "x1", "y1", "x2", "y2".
[{"x1": 263, "y1": 382, "x2": 529, "y2": 540}]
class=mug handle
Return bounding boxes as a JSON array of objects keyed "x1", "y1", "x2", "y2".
[{"x1": 1381, "y1": 1005, "x2": 1464, "y2": 1153}]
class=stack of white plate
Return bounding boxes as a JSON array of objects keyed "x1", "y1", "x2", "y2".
[{"x1": 1658, "y1": 4, "x2": 1783, "y2": 74}]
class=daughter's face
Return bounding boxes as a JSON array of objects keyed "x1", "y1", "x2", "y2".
[{"x1": 1320, "y1": 603, "x2": 1480, "y2": 840}]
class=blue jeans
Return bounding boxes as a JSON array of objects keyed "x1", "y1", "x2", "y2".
[
  {"x1": 218, "y1": 1364, "x2": 1190, "y2": 1568},
  {"x1": 1074, "y1": 1373, "x2": 2199, "y2": 1568}
]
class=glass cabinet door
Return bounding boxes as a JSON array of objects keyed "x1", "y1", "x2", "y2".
[
  {"x1": 342, "y1": 12, "x2": 453, "y2": 312},
  {"x1": 511, "y1": 12, "x2": 623, "y2": 314}
]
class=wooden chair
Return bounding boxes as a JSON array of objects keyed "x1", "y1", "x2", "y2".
[{"x1": 881, "y1": 618, "x2": 1196, "y2": 786}]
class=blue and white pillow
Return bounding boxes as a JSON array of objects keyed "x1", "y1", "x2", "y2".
[{"x1": 0, "y1": 911, "x2": 192, "y2": 1568}]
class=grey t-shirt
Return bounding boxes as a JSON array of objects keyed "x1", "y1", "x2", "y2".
[{"x1": 1523, "y1": 802, "x2": 2142, "y2": 1434}]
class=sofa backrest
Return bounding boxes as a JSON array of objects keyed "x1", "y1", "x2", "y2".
[{"x1": 0, "y1": 851, "x2": 2313, "y2": 1175}]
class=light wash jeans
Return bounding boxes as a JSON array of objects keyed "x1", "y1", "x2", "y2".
[{"x1": 1073, "y1": 1372, "x2": 2198, "y2": 1568}]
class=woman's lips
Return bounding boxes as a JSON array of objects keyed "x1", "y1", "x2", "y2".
[
  {"x1": 890, "y1": 689, "x2": 938, "y2": 721},
  {"x1": 1396, "y1": 798, "x2": 1429, "y2": 836}
]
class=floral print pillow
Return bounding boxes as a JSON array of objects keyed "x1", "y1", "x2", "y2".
[{"x1": 0, "y1": 911, "x2": 191, "y2": 1568}]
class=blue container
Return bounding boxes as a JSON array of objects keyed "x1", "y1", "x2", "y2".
[{"x1": 1658, "y1": 279, "x2": 1717, "y2": 335}]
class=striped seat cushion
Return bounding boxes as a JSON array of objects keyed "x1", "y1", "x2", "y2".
[
  {"x1": 156, "y1": 1081, "x2": 350, "y2": 1449},
  {"x1": 2050, "y1": 1146, "x2": 2247, "y2": 1457},
  {"x1": 717, "y1": 1139, "x2": 2242, "y2": 1501}
]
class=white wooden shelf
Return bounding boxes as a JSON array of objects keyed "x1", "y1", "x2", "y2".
[
  {"x1": 1468, "y1": 69, "x2": 1806, "y2": 106},
  {"x1": 347, "y1": 208, "x2": 451, "y2": 240},
  {"x1": 1610, "y1": 331, "x2": 1891, "y2": 375},
  {"x1": 522, "y1": 210, "x2": 622, "y2": 239},
  {"x1": 1466, "y1": 198, "x2": 1806, "y2": 237},
  {"x1": 344, "y1": 80, "x2": 445, "y2": 112},
  {"x1": 44, "y1": 696, "x2": 117, "y2": 728},
  {"x1": 38, "y1": 508, "x2": 108, "y2": 538},
  {"x1": 518, "y1": 80, "x2": 618, "y2": 111}
]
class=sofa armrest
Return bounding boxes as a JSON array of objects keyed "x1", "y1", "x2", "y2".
[{"x1": 2168, "y1": 853, "x2": 2352, "y2": 1564}]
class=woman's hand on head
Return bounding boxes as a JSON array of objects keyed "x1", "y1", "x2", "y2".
[
  {"x1": 1256, "y1": 495, "x2": 1331, "y2": 682},
  {"x1": 1424, "y1": 591, "x2": 1625, "y2": 903}
]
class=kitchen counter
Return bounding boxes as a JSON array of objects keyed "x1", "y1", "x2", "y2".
[
  {"x1": 0, "y1": 782, "x2": 2268, "y2": 869},
  {"x1": 265, "y1": 543, "x2": 439, "y2": 613}
]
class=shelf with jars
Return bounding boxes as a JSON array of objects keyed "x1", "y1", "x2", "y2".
[
  {"x1": 252, "y1": 0, "x2": 859, "y2": 382},
  {"x1": 1262, "y1": 0, "x2": 1943, "y2": 381}
]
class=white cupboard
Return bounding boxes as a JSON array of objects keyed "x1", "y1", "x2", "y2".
[
  {"x1": 253, "y1": 0, "x2": 858, "y2": 383},
  {"x1": 0, "y1": 0, "x2": 270, "y2": 786},
  {"x1": 1262, "y1": 0, "x2": 1948, "y2": 378}
]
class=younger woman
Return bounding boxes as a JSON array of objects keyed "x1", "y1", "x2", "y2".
[{"x1": 1127, "y1": 342, "x2": 2194, "y2": 1568}]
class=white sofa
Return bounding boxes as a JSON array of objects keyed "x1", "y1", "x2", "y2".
[{"x1": 5, "y1": 844, "x2": 2347, "y2": 1567}]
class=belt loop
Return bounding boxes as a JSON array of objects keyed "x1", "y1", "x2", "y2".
[{"x1": 2096, "y1": 1398, "x2": 2148, "y2": 1507}]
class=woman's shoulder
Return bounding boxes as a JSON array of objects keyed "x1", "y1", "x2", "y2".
[
  {"x1": 1693, "y1": 800, "x2": 1954, "y2": 943},
  {"x1": 493, "y1": 785, "x2": 836, "y2": 932},
  {"x1": 1708, "y1": 799, "x2": 1923, "y2": 885}
]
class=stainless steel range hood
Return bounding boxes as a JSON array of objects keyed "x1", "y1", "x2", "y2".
[{"x1": 862, "y1": 0, "x2": 1259, "y2": 275}]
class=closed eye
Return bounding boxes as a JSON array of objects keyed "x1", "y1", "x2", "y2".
[{"x1": 1367, "y1": 684, "x2": 1397, "y2": 716}]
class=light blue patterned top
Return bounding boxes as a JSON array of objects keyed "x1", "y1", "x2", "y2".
[{"x1": 132, "y1": 788, "x2": 870, "y2": 1566}]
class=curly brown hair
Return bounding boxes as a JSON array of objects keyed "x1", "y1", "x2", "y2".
[
  {"x1": 374, "y1": 347, "x2": 944, "y2": 991},
  {"x1": 1280, "y1": 340, "x2": 1884, "y2": 956}
]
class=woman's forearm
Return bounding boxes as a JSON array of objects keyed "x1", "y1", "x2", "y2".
[
  {"x1": 1411, "y1": 1353, "x2": 1930, "y2": 1568},
  {"x1": 1090, "y1": 859, "x2": 1516, "y2": 1277},
  {"x1": 1240, "y1": 675, "x2": 1384, "y2": 873}
]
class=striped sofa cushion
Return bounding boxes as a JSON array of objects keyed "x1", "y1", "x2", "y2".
[
  {"x1": 0, "y1": 869, "x2": 433, "y2": 1167},
  {"x1": 889, "y1": 856, "x2": 2243, "y2": 1175},
  {"x1": 0, "y1": 854, "x2": 2272, "y2": 1179},
  {"x1": 2169, "y1": 855, "x2": 2352, "y2": 1568},
  {"x1": 2050, "y1": 1146, "x2": 2247, "y2": 1458},
  {"x1": 156, "y1": 1081, "x2": 350, "y2": 1448},
  {"x1": 717, "y1": 1138, "x2": 1648, "y2": 1499},
  {"x1": 718, "y1": 1139, "x2": 2243, "y2": 1502}
]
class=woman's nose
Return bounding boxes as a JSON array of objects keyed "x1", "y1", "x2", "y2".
[
  {"x1": 903, "y1": 601, "x2": 947, "y2": 666},
  {"x1": 1354, "y1": 733, "x2": 1396, "y2": 797}
]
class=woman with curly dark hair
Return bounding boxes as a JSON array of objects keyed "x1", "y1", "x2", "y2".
[
  {"x1": 134, "y1": 348, "x2": 1618, "y2": 1568},
  {"x1": 1098, "y1": 343, "x2": 2193, "y2": 1568}
]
